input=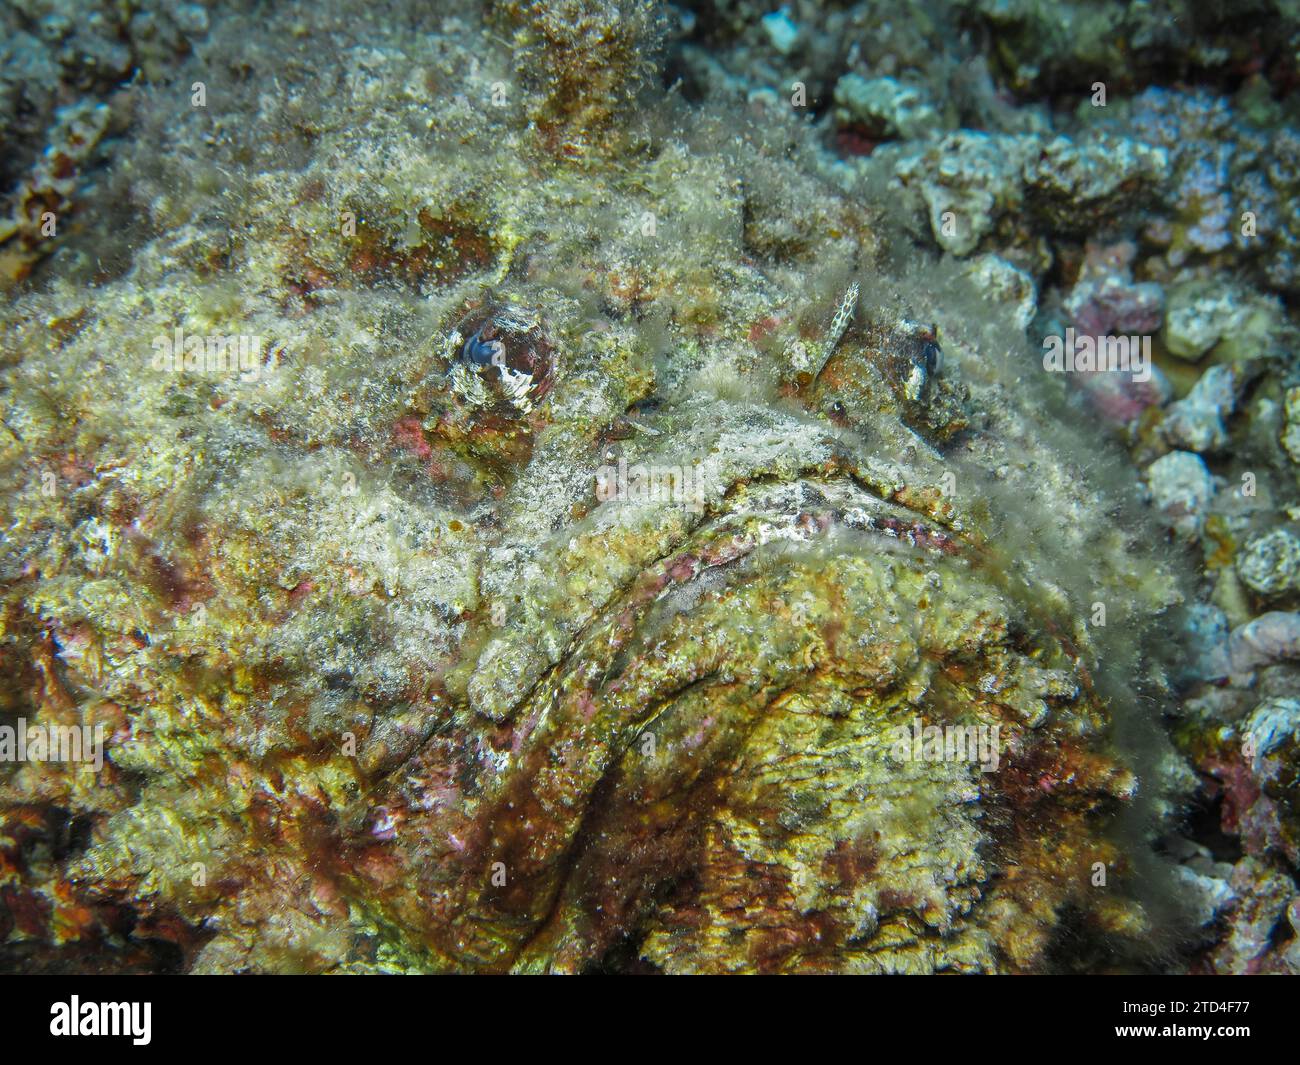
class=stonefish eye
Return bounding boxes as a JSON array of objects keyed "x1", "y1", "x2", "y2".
[
  {"x1": 922, "y1": 339, "x2": 943, "y2": 375},
  {"x1": 448, "y1": 305, "x2": 558, "y2": 414}
]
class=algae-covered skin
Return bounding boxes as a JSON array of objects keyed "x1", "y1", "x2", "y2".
[{"x1": 0, "y1": 0, "x2": 1269, "y2": 975}]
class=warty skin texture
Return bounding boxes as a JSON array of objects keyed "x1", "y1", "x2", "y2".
[{"x1": 0, "y1": 0, "x2": 1192, "y2": 973}]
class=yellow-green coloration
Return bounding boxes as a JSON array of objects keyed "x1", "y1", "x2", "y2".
[
  {"x1": 0, "y1": 1, "x2": 1194, "y2": 974},
  {"x1": 491, "y1": 0, "x2": 666, "y2": 157}
]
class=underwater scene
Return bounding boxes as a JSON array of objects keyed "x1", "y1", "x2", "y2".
[{"x1": 1, "y1": 0, "x2": 1299, "y2": 981}]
